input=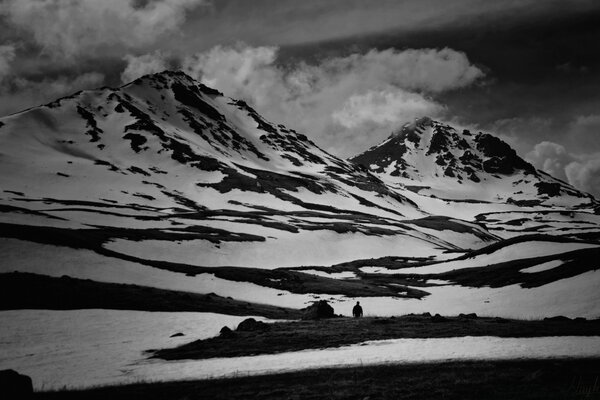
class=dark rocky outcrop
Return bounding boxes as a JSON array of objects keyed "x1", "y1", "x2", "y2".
[
  {"x1": 236, "y1": 318, "x2": 271, "y2": 332},
  {"x1": 219, "y1": 326, "x2": 234, "y2": 338},
  {"x1": 301, "y1": 300, "x2": 335, "y2": 320},
  {"x1": 431, "y1": 314, "x2": 448, "y2": 322},
  {"x1": 0, "y1": 369, "x2": 33, "y2": 400}
]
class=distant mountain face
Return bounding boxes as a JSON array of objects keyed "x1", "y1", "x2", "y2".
[
  {"x1": 1, "y1": 71, "x2": 503, "y2": 270},
  {"x1": 0, "y1": 71, "x2": 418, "y2": 219},
  {"x1": 351, "y1": 117, "x2": 595, "y2": 207}
]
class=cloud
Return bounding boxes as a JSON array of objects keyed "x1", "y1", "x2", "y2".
[
  {"x1": 0, "y1": 72, "x2": 104, "y2": 116},
  {"x1": 182, "y1": 44, "x2": 483, "y2": 156},
  {"x1": 525, "y1": 141, "x2": 574, "y2": 182},
  {"x1": 121, "y1": 51, "x2": 170, "y2": 83},
  {"x1": 0, "y1": 0, "x2": 205, "y2": 59},
  {"x1": 526, "y1": 141, "x2": 600, "y2": 197},
  {"x1": 332, "y1": 90, "x2": 442, "y2": 129},
  {"x1": 0, "y1": 44, "x2": 16, "y2": 81},
  {"x1": 565, "y1": 158, "x2": 600, "y2": 197}
]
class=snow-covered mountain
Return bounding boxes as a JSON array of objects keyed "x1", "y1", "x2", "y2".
[
  {"x1": 351, "y1": 117, "x2": 595, "y2": 207},
  {"x1": 1, "y1": 71, "x2": 599, "y2": 320}
]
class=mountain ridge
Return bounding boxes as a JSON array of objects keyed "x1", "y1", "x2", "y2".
[{"x1": 350, "y1": 116, "x2": 596, "y2": 207}]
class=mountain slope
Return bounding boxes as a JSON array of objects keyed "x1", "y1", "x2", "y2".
[
  {"x1": 0, "y1": 71, "x2": 498, "y2": 272},
  {"x1": 0, "y1": 71, "x2": 598, "y2": 321},
  {"x1": 351, "y1": 117, "x2": 596, "y2": 207}
]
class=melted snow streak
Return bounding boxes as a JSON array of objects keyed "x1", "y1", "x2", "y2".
[{"x1": 1, "y1": 309, "x2": 599, "y2": 390}]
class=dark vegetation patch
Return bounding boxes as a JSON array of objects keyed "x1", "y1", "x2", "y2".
[
  {"x1": 535, "y1": 181, "x2": 563, "y2": 197},
  {"x1": 132, "y1": 193, "x2": 155, "y2": 201},
  {"x1": 122, "y1": 132, "x2": 147, "y2": 153},
  {"x1": 3, "y1": 190, "x2": 24, "y2": 196},
  {"x1": 151, "y1": 314, "x2": 600, "y2": 360},
  {"x1": 126, "y1": 166, "x2": 150, "y2": 176},
  {"x1": 401, "y1": 216, "x2": 497, "y2": 241},
  {"x1": 35, "y1": 358, "x2": 600, "y2": 400},
  {"x1": 14, "y1": 197, "x2": 157, "y2": 211},
  {"x1": 506, "y1": 198, "x2": 543, "y2": 206},
  {"x1": 76, "y1": 105, "x2": 103, "y2": 143},
  {"x1": 160, "y1": 190, "x2": 206, "y2": 211},
  {"x1": 0, "y1": 272, "x2": 301, "y2": 319},
  {"x1": 93, "y1": 159, "x2": 120, "y2": 172},
  {"x1": 149, "y1": 167, "x2": 167, "y2": 174},
  {"x1": 0, "y1": 204, "x2": 67, "y2": 220}
]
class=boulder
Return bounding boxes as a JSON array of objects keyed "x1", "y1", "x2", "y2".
[
  {"x1": 543, "y1": 316, "x2": 572, "y2": 322},
  {"x1": 236, "y1": 318, "x2": 270, "y2": 332},
  {"x1": 431, "y1": 314, "x2": 448, "y2": 323},
  {"x1": 459, "y1": 313, "x2": 478, "y2": 320},
  {"x1": 301, "y1": 300, "x2": 335, "y2": 320},
  {"x1": 0, "y1": 369, "x2": 33, "y2": 400},
  {"x1": 219, "y1": 326, "x2": 234, "y2": 337},
  {"x1": 169, "y1": 332, "x2": 185, "y2": 338}
]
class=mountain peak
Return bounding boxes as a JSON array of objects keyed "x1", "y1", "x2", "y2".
[
  {"x1": 125, "y1": 70, "x2": 224, "y2": 98},
  {"x1": 389, "y1": 116, "x2": 433, "y2": 140},
  {"x1": 351, "y1": 119, "x2": 594, "y2": 205}
]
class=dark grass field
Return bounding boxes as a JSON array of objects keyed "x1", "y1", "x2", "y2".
[
  {"x1": 36, "y1": 358, "x2": 600, "y2": 400},
  {"x1": 0, "y1": 272, "x2": 302, "y2": 319},
  {"x1": 152, "y1": 315, "x2": 600, "y2": 360}
]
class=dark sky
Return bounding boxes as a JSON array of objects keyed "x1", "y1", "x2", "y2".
[{"x1": 1, "y1": 0, "x2": 599, "y2": 194}]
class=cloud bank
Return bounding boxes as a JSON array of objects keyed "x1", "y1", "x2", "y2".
[
  {"x1": 526, "y1": 139, "x2": 600, "y2": 197},
  {"x1": 0, "y1": 44, "x2": 15, "y2": 81},
  {"x1": 121, "y1": 51, "x2": 171, "y2": 84},
  {"x1": 0, "y1": 0, "x2": 205, "y2": 59}
]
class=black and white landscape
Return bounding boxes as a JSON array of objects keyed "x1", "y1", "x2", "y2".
[{"x1": 1, "y1": 1, "x2": 600, "y2": 399}]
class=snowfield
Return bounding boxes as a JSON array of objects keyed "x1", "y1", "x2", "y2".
[
  {"x1": 103, "y1": 230, "x2": 448, "y2": 269},
  {"x1": 1, "y1": 309, "x2": 599, "y2": 390},
  {"x1": 0, "y1": 310, "x2": 273, "y2": 390}
]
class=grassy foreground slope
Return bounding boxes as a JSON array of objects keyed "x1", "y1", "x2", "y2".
[
  {"x1": 0, "y1": 272, "x2": 303, "y2": 319},
  {"x1": 37, "y1": 359, "x2": 600, "y2": 400},
  {"x1": 152, "y1": 315, "x2": 600, "y2": 360}
]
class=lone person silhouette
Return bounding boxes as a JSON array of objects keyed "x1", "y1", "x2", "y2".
[{"x1": 352, "y1": 301, "x2": 363, "y2": 318}]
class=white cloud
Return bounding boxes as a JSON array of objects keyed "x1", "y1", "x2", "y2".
[
  {"x1": 0, "y1": 0, "x2": 205, "y2": 59},
  {"x1": 182, "y1": 44, "x2": 483, "y2": 156},
  {"x1": 565, "y1": 158, "x2": 600, "y2": 197},
  {"x1": 121, "y1": 51, "x2": 170, "y2": 84},
  {"x1": 526, "y1": 141, "x2": 600, "y2": 197},
  {"x1": 332, "y1": 90, "x2": 442, "y2": 129},
  {"x1": 0, "y1": 44, "x2": 16, "y2": 81},
  {"x1": 525, "y1": 141, "x2": 574, "y2": 182}
]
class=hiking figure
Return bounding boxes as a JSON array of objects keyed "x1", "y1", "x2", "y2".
[{"x1": 352, "y1": 301, "x2": 363, "y2": 318}]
